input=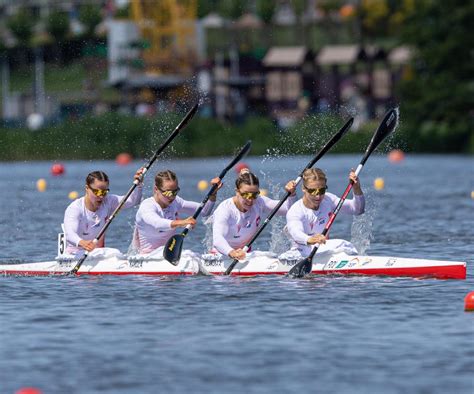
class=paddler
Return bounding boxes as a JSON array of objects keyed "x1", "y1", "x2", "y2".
[
  {"x1": 212, "y1": 168, "x2": 297, "y2": 260},
  {"x1": 134, "y1": 170, "x2": 222, "y2": 254},
  {"x1": 63, "y1": 169, "x2": 144, "y2": 255},
  {"x1": 285, "y1": 168, "x2": 365, "y2": 256}
]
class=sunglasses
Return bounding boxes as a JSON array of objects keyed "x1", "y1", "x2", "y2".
[
  {"x1": 239, "y1": 191, "x2": 260, "y2": 200},
  {"x1": 88, "y1": 186, "x2": 109, "y2": 197},
  {"x1": 159, "y1": 187, "x2": 180, "y2": 198},
  {"x1": 304, "y1": 186, "x2": 327, "y2": 196}
]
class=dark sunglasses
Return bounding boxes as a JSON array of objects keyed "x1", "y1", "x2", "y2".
[
  {"x1": 159, "y1": 187, "x2": 180, "y2": 197},
  {"x1": 304, "y1": 186, "x2": 327, "y2": 196},
  {"x1": 88, "y1": 186, "x2": 109, "y2": 197}
]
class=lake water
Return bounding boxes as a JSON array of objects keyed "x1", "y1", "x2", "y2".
[{"x1": 0, "y1": 154, "x2": 473, "y2": 394}]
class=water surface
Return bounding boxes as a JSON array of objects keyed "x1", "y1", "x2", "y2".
[{"x1": 0, "y1": 155, "x2": 473, "y2": 393}]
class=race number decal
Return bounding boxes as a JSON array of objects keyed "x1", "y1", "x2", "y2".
[{"x1": 58, "y1": 233, "x2": 66, "y2": 256}]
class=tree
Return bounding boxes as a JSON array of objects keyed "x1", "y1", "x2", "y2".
[
  {"x1": 46, "y1": 10, "x2": 70, "y2": 64},
  {"x1": 46, "y1": 10, "x2": 70, "y2": 42},
  {"x1": 218, "y1": 0, "x2": 247, "y2": 20},
  {"x1": 7, "y1": 8, "x2": 34, "y2": 46},
  {"x1": 256, "y1": 0, "x2": 276, "y2": 24},
  {"x1": 398, "y1": 0, "x2": 474, "y2": 152},
  {"x1": 79, "y1": 3, "x2": 102, "y2": 38},
  {"x1": 197, "y1": 0, "x2": 217, "y2": 18}
]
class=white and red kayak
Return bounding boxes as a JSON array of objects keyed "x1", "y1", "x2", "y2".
[{"x1": 0, "y1": 247, "x2": 466, "y2": 279}]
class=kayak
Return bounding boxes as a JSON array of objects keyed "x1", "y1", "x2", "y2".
[
  {"x1": 0, "y1": 248, "x2": 466, "y2": 279},
  {"x1": 201, "y1": 251, "x2": 467, "y2": 279},
  {"x1": 0, "y1": 248, "x2": 201, "y2": 276}
]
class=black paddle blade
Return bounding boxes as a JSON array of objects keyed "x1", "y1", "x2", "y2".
[
  {"x1": 361, "y1": 107, "x2": 399, "y2": 165},
  {"x1": 288, "y1": 257, "x2": 312, "y2": 278},
  {"x1": 163, "y1": 234, "x2": 185, "y2": 265},
  {"x1": 176, "y1": 102, "x2": 199, "y2": 131},
  {"x1": 219, "y1": 140, "x2": 252, "y2": 178}
]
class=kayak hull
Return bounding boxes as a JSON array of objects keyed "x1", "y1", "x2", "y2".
[{"x1": 0, "y1": 251, "x2": 466, "y2": 279}]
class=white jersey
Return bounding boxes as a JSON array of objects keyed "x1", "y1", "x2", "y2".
[
  {"x1": 212, "y1": 195, "x2": 296, "y2": 256},
  {"x1": 135, "y1": 196, "x2": 215, "y2": 254},
  {"x1": 286, "y1": 192, "x2": 365, "y2": 256},
  {"x1": 63, "y1": 186, "x2": 142, "y2": 254}
]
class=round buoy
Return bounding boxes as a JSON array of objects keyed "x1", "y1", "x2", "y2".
[
  {"x1": 116, "y1": 152, "x2": 133, "y2": 166},
  {"x1": 260, "y1": 188, "x2": 268, "y2": 197},
  {"x1": 374, "y1": 178, "x2": 385, "y2": 191},
  {"x1": 36, "y1": 178, "x2": 47, "y2": 192},
  {"x1": 197, "y1": 180, "x2": 208, "y2": 191},
  {"x1": 26, "y1": 113, "x2": 44, "y2": 131},
  {"x1": 388, "y1": 149, "x2": 405, "y2": 163},
  {"x1": 16, "y1": 388, "x2": 42, "y2": 394},
  {"x1": 68, "y1": 191, "x2": 79, "y2": 200},
  {"x1": 50, "y1": 163, "x2": 65, "y2": 176},
  {"x1": 465, "y1": 291, "x2": 474, "y2": 312},
  {"x1": 471, "y1": 191, "x2": 474, "y2": 200},
  {"x1": 235, "y1": 162, "x2": 250, "y2": 174}
]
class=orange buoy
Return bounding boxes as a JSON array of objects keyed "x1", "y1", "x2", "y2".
[
  {"x1": 464, "y1": 291, "x2": 474, "y2": 312},
  {"x1": 388, "y1": 149, "x2": 405, "y2": 163},
  {"x1": 235, "y1": 162, "x2": 250, "y2": 174},
  {"x1": 116, "y1": 152, "x2": 133, "y2": 166},
  {"x1": 16, "y1": 388, "x2": 43, "y2": 394},
  {"x1": 50, "y1": 163, "x2": 65, "y2": 176}
]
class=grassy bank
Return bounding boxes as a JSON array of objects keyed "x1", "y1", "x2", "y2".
[{"x1": 0, "y1": 112, "x2": 470, "y2": 161}]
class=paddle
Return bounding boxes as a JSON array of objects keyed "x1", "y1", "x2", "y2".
[
  {"x1": 224, "y1": 117, "x2": 354, "y2": 275},
  {"x1": 288, "y1": 107, "x2": 400, "y2": 278},
  {"x1": 164, "y1": 140, "x2": 252, "y2": 265},
  {"x1": 69, "y1": 103, "x2": 199, "y2": 275}
]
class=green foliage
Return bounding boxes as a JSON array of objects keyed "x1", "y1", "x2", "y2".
[
  {"x1": 197, "y1": 0, "x2": 217, "y2": 18},
  {"x1": 256, "y1": 0, "x2": 276, "y2": 23},
  {"x1": 79, "y1": 4, "x2": 102, "y2": 37},
  {"x1": 1, "y1": 113, "x2": 423, "y2": 161},
  {"x1": 1, "y1": 109, "x2": 470, "y2": 161},
  {"x1": 7, "y1": 8, "x2": 34, "y2": 46},
  {"x1": 218, "y1": 0, "x2": 247, "y2": 19},
  {"x1": 114, "y1": 5, "x2": 130, "y2": 19},
  {"x1": 46, "y1": 10, "x2": 70, "y2": 42},
  {"x1": 292, "y1": 0, "x2": 306, "y2": 17},
  {"x1": 398, "y1": 0, "x2": 474, "y2": 153}
]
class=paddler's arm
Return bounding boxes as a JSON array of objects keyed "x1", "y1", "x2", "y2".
[
  {"x1": 63, "y1": 203, "x2": 84, "y2": 249},
  {"x1": 286, "y1": 208, "x2": 317, "y2": 246},
  {"x1": 212, "y1": 209, "x2": 236, "y2": 257}
]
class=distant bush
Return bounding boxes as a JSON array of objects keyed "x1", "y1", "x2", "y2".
[{"x1": 0, "y1": 112, "x2": 470, "y2": 162}]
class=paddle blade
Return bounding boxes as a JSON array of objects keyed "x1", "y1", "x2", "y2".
[
  {"x1": 224, "y1": 259, "x2": 239, "y2": 275},
  {"x1": 163, "y1": 234, "x2": 185, "y2": 265},
  {"x1": 288, "y1": 257, "x2": 312, "y2": 278},
  {"x1": 361, "y1": 108, "x2": 399, "y2": 165},
  {"x1": 176, "y1": 102, "x2": 199, "y2": 132}
]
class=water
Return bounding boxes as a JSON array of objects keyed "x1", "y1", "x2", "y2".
[{"x1": 0, "y1": 155, "x2": 473, "y2": 393}]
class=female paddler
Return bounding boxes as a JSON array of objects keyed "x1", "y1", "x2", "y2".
[
  {"x1": 134, "y1": 170, "x2": 222, "y2": 254},
  {"x1": 212, "y1": 169, "x2": 297, "y2": 260},
  {"x1": 285, "y1": 168, "x2": 365, "y2": 256},
  {"x1": 63, "y1": 169, "x2": 144, "y2": 255}
]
